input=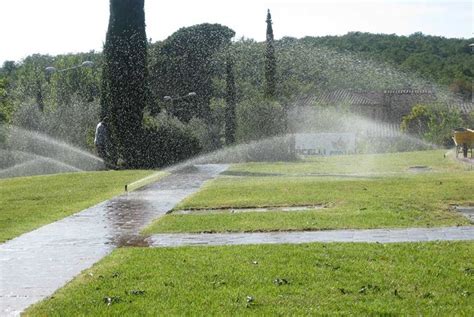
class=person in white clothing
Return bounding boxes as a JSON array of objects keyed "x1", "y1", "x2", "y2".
[{"x1": 94, "y1": 117, "x2": 115, "y2": 167}]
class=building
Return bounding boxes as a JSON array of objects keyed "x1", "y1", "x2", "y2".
[{"x1": 294, "y1": 89, "x2": 473, "y2": 125}]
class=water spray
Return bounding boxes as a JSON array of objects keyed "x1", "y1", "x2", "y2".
[{"x1": 0, "y1": 126, "x2": 105, "y2": 178}]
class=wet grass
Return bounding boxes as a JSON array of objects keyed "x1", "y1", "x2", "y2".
[
  {"x1": 0, "y1": 170, "x2": 154, "y2": 243},
  {"x1": 144, "y1": 151, "x2": 474, "y2": 234},
  {"x1": 25, "y1": 241, "x2": 474, "y2": 316},
  {"x1": 229, "y1": 150, "x2": 464, "y2": 175}
]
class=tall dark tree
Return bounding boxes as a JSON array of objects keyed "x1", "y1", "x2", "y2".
[
  {"x1": 225, "y1": 54, "x2": 236, "y2": 144},
  {"x1": 101, "y1": 0, "x2": 147, "y2": 167},
  {"x1": 264, "y1": 9, "x2": 276, "y2": 99}
]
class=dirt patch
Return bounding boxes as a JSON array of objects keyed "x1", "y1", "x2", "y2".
[
  {"x1": 408, "y1": 166, "x2": 432, "y2": 173},
  {"x1": 221, "y1": 170, "x2": 283, "y2": 177}
]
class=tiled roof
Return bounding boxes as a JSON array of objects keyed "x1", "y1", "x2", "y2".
[
  {"x1": 295, "y1": 89, "x2": 473, "y2": 114},
  {"x1": 296, "y1": 89, "x2": 381, "y2": 106},
  {"x1": 383, "y1": 90, "x2": 433, "y2": 94},
  {"x1": 447, "y1": 102, "x2": 474, "y2": 114}
]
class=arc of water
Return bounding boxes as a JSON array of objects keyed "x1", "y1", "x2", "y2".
[
  {"x1": 8, "y1": 126, "x2": 103, "y2": 163},
  {"x1": 0, "y1": 149, "x2": 87, "y2": 170},
  {"x1": 0, "y1": 158, "x2": 83, "y2": 178}
]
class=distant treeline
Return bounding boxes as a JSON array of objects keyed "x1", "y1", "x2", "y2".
[{"x1": 300, "y1": 32, "x2": 473, "y2": 99}]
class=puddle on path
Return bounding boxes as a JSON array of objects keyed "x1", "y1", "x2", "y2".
[
  {"x1": 0, "y1": 164, "x2": 228, "y2": 316},
  {"x1": 171, "y1": 205, "x2": 325, "y2": 215}
]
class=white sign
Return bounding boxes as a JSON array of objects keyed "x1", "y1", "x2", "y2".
[{"x1": 295, "y1": 133, "x2": 356, "y2": 156}]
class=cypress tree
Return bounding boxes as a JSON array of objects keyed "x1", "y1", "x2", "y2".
[
  {"x1": 264, "y1": 9, "x2": 276, "y2": 99},
  {"x1": 225, "y1": 54, "x2": 236, "y2": 145},
  {"x1": 101, "y1": 0, "x2": 147, "y2": 167}
]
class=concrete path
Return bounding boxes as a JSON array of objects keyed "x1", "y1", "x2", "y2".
[
  {"x1": 0, "y1": 164, "x2": 229, "y2": 316},
  {"x1": 148, "y1": 226, "x2": 474, "y2": 247}
]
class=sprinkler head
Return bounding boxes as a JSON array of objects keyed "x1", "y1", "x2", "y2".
[{"x1": 125, "y1": 184, "x2": 128, "y2": 192}]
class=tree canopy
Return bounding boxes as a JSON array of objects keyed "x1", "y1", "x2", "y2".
[
  {"x1": 149, "y1": 23, "x2": 235, "y2": 122},
  {"x1": 1, "y1": 28, "x2": 472, "y2": 158}
]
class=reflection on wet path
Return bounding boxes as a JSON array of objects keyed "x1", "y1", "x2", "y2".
[{"x1": 0, "y1": 164, "x2": 228, "y2": 316}]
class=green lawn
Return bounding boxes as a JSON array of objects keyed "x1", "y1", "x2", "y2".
[
  {"x1": 25, "y1": 242, "x2": 474, "y2": 316},
  {"x1": 228, "y1": 150, "x2": 465, "y2": 175},
  {"x1": 146, "y1": 172, "x2": 473, "y2": 234},
  {"x1": 0, "y1": 170, "x2": 154, "y2": 243}
]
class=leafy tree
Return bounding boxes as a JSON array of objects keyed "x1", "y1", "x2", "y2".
[
  {"x1": 0, "y1": 79, "x2": 13, "y2": 125},
  {"x1": 401, "y1": 104, "x2": 464, "y2": 146},
  {"x1": 264, "y1": 9, "x2": 276, "y2": 99},
  {"x1": 400, "y1": 105, "x2": 431, "y2": 136},
  {"x1": 101, "y1": 0, "x2": 148, "y2": 167},
  {"x1": 9, "y1": 55, "x2": 53, "y2": 113},
  {"x1": 46, "y1": 53, "x2": 101, "y2": 106},
  {"x1": 150, "y1": 24, "x2": 235, "y2": 122},
  {"x1": 225, "y1": 54, "x2": 237, "y2": 144},
  {"x1": 425, "y1": 109, "x2": 464, "y2": 146},
  {"x1": 0, "y1": 61, "x2": 17, "y2": 79}
]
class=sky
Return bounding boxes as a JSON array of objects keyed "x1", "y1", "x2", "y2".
[{"x1": 0, "y1": 0, "x2": 472, "y2": 64}]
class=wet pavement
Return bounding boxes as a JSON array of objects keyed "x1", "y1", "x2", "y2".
[
  {"x1": 172, "y1": 205, "x2": 325, "y2": 215},
  {"x1": 457, "y1": 156, "x2": 474, "y2": 166},
  {"x1": 148, "y1": 226, "x2": 474, "y2": 247},
  {"x1": 455, "y1": 206, "x2": 474, "y2": 223},
  {"x1": 0, "y1": 164, "x2": 228, "y2": 316}
]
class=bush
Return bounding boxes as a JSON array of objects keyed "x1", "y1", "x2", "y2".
[
  {"x1": 236, "y1": 96, "x2": 286, "y2": 142},
  {"x1": 401, "y1": 104, "x2": 464, "y2": 147},
  {"x1": 139, "y1": 113, "x2": 201, "y2": 168},
  {"x1": 356, "y1": 135, "x2": 434, "y2": 154},
  {"x1": 188, "y1": 117, "x2": 221, "y2": 153},
  {"x1": 191, "y1": 134, "x2": 297, "y2": 164},
  {"x1": 242, "y1": 134, "x2": 297, "y2": 161},
  {"x1": 400, "y1": 105, "x2": 430, "y2": 136}
]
